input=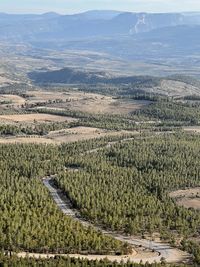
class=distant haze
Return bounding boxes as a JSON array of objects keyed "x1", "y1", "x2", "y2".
[{"x1": 1, "y1": 0, "x2": 200, "y2": 14}]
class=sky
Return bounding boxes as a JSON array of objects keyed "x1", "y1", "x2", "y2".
[{"x1": 0, "y1": 0, "x2": 200, "y2": 14}]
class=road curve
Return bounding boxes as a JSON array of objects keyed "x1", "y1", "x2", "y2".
[{"x1": 42, "y1": 177, "x2": 190, "y2": 264}]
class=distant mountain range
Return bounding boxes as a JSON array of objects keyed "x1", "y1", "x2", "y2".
[
  {"x1": 1, "y1": 10, "x2": 200, "y2": 66},
  {"x1": 0, "y1": 10, "x2": 199, "y2": 42}
]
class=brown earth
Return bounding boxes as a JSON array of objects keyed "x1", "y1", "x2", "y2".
[
  {"x1": 170, "y1": 188, "x2": 200, "y2": 210},
  {"x1": 183, "y1": 126, "x2": 200, "y2": 133},
  {"x1": 47, "y1": 126, "x2": 137, "y2": 143},
  {"x1": 17, "y1": 249, "x2": 160, "y2": 264},
  {"x1": 0, "y1": 127, "x2": 137, "y2": 144},
  {"x1": 27, "y1": 90, "x2": 150, "y2": 115},
  {"x1": 0, "y1": 136, "x2": 55, "y2": 144},
  {"x1": 0, "y1": 94, "x2": 26, "y2": 106},
  {"x1": 0, "y1": 113, "x2": 77, "y2": 123}
]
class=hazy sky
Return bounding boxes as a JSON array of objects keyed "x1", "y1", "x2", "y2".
[{"x1": 0, "y1": 0, "x2": 200, "y2": 14}]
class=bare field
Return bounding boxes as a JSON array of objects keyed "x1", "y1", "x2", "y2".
[
  {"x1": 0, "y1": 136, "x2": 55, "y2": 144},
  {"x1": 27, "y1": 90, "x2": 149, "y2": 115},
  {"x1": 0, "y1": 113, "x2": 77, "y2": 123},
  {"x1": 183, "y1": 126, "x2": 200, "y2": 133},
  {"x1": 0, "y1": 94, "x2": 26, "y2": 106},
  {"x1": 170, "y1": 188, "x2": 200, "y2": 210},
  {"x1": 0, "y1": 127, "x2": 138, "y2": 144},
  {"x1": 158, "y1": 80, "x2": 200, "y2": 96},
  {"x1": 48, "y1": 126, "x2": 137, "y2": 143}
]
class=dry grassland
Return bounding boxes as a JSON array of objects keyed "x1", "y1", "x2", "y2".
[
  {"x1": 0, "y1": 113, "x2": 77, "y2": 123},
  {"x1": 0, "y1": 94, "x2": 26, "y2": 106},
  {"x1": 48, "y1": 126, "x2": 136, "y2": 143},
  {"x1": 0, "y1": 127, "x2": 137, "y2": 144},
  {"x1": 27, "y1": 90, "x2": 149, "y2": 115},
  {"x1": 0, "y1": 136, "x2": 55, "y2": 144}
]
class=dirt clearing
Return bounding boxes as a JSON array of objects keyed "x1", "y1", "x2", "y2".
[
  {"x1": 0, "y1": 94, "x2": 26, "y2": 106},
  {"x1": 47, "y1": 126, "x2": 137, "y2": 143},
  {"x1": 170, "y1": 188, "x2": 200, "y2": 210},
  {"x1": 0, "y1": 127, "x2": 138, "y2": 144},
  {"x1": 17, "y1": 249, "x2": 160, "y2": 264},
  {"x1": 0, "y1": 113, "x2": 77, "y2": 123},
  {"x1": 27, "y1": 90, "x2": 150, "y2": 115},
  {"x1": 0, "y1": 136, "x2": 55, "y2": 144},
  {"x1": 183, "y1": 126, "x2": 200, "y2": 133}
]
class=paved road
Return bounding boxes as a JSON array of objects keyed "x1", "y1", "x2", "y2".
[{"x1": 43, "y1": 177, "x2": 190, "y2": 264}]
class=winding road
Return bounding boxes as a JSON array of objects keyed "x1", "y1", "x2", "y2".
[{"x1": 40, "y1": 177, "x2": 190, "y2": 264}]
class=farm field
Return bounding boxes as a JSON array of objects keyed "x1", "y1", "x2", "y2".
[
  {"x1": 0, "y1": 90, "x2": 150, "y2": 115},
  {"x1": 27, "y1": 90, "x2": 150, "y2": 115},
  {"x1": 0, "y1": 113, "x2": 77, "y2": 123},
  {"x1": 0, "y1": 136, "x2": 55, "y2": 144},
  {"x1": 47, "y1": 127, "x2": 137, "y2": 143},
  {"x1": 0, "y1": 94, "x2": 26, "y2": 106}
]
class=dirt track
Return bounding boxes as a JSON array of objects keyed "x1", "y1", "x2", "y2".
[{"x1": 40, "y1": 177, "x2": 190, "y2": 264}]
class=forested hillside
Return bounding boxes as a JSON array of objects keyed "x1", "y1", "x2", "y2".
[
  {"x1": 135, "y1": 100, "x2": 200, "y2": 125},
  {"x1": 54, "y1": 134, "x2": 200, "y2": 264},
  {"x1": 0, "y1": 143, "x2": 129, "y2": 255},
  {"x1": 1, "y1": 132, "x2": 200, "y2": 264},
  {"x1": 29, "y1": 68, "x2": 200, "y2": 95}
]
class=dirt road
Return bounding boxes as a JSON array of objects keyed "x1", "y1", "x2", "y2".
[{"x1": 42, "y1": 177, "x2": 190, "y2": 264}]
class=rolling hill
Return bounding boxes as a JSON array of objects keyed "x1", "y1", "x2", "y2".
[{"x1": 29, "y1": 67, "x2": 200, "y2": 97}]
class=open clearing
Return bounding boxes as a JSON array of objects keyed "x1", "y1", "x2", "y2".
[
  {"x1": 0, "y1": 127, "x2": 137, "y2": 144},
  {"x1": 170, "y1": 188, "x2": 200, "y2": 210},
  {"x1": 0, "y1": 113, "x2": 77, "y2": 123},
  {"x1": 17, "y1": 249, "x2": 159, "y2": 264},
  {"x1": 183, "y1": 126, "x2": 200, "y2": 133},
  {"x1": 0, "y1": 136, "x2": 55, "y2": 144},
  {"x1": 27, "y1": 90, "x2": 150, "y2": 115},
  {"x1": 47, "y1": 126, "x2": 137, "y2": 143},
  {"x1": 0, "y1": 90, "x2": 150, "y2": 114},
  {"x1": 0, "y1": 94, "x2": 26, "y2": 106},
  {"x1": 158, "y1": 80, "x2": 200, "y2": 97}
]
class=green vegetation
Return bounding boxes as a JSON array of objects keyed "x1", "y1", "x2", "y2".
[
  {"x1": 0, "y1": 143, "x2": 129, "y2": 255},
  {"x1": 1, "y1": 83, "x2": 200, "y2": 265},
  {"x1": 134, "y1": 100, "x2": 200, "y2": 125},
  {"x1": 0, "y1": 122, "x2": 72, "y2": 136},
  {"x1": 35, "y1": 97, "x2": 200, "y2": 131},
  {"x1": 0, "y1": 127, "x2": 200, "y2": 264},
  {"x1": 56, "y1": 134, "x2": 200, "y2": 238},
  {"x1": 29, "y1": 67, "x2": 161, "y2": 89},
  {"x1": 35, "y1": 108, "x2": 144, "y2": 130},
  {"x1": 181, "y1": 240, "x2": 200, "y2": 264}
]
